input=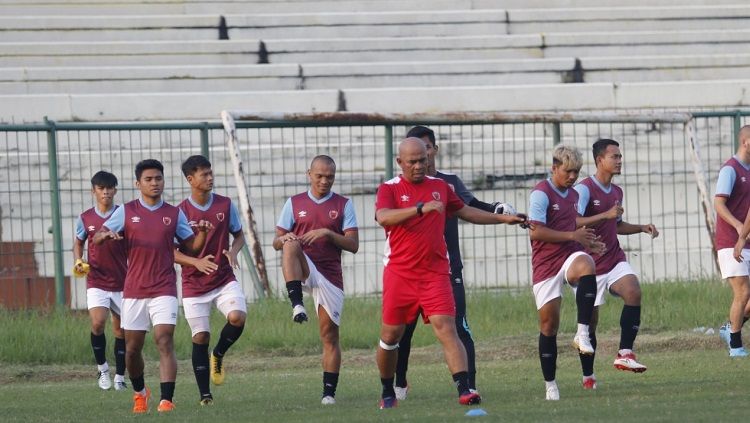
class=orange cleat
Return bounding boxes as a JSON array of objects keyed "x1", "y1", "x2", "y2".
[
  {"x1": 157, "y1": 399, "x2": 175, "y2": 413},
  {"x1": 132, "y1": 388, "x2": 151, "y2": 414}
]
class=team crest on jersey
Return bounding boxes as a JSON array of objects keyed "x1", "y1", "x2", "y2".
[
  {"x1": 130, "y1": 216, "x2": 141, "y2": 223},
  {"x1": 552, "y1": 203, "x2": 560, "y2": 211},
  {"x1": 593, "y1": 200, "x2": 601, "y2": 207},
  {"x1": 743, "y1": 176, "x2": 747, "y2": 183},
  {"x1": 432, "y1": 191, "x2": 441, "y2": 201},
  {"x1": 163, "y1": 217, "x2": 172, "y2": 226},
  {"x1": 298, "y1": 210, "x2": 307, "y2": 218},
  {"x1": 400, "y1": 195, "x2": 410, "y2": 202},
  {"x1": 216, "y1": 212, "x2": 225, "y2": 222},
  {"x1": 87, "y1": 225, "x2": 96, "y2": 232},
  {"x1": 329, "y1": 210, "x2": 339, "y2": 219}
]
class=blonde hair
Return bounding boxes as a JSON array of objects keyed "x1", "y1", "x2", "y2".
[{"x1": 552, "y1": 144, "x2": 583, "y2": 169}]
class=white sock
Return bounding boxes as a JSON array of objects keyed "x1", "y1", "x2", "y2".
[
  {"x1": 137, "y1": 388, "x2": 147, "y2": 396},
  {"x1": 97, "y1": 363, "x2": 109, "y2": 373},
  {"x1": 583, "y1": 373, "x2": 596, "y2": 381},
  {"x1": 114, "y1": 374, "x2": 125, "y2": 382},
  {"x1": 577, "y1": 324, "x2": 590, "y2": 336},
  {"x1": 545, "y1": 380, "x2": 557, "y2": 390},
  {"x1": 618, "y1": 348, "x2": 633, "y2": 356}
]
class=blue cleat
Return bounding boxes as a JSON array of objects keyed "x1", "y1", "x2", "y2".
[
  {"x1": 719, "y1": 323, "x2": 731, "y2": 349},
  {"x1": 730, "y1": 347, "x2": 749, "y2": 357},
  {"x1": 379, "y1": 396, "x2": 398, "y2": 409}
]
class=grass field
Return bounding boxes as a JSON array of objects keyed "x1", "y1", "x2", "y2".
[{"x1": 1, "y1": 281, "x2": 745, "y2": 422}]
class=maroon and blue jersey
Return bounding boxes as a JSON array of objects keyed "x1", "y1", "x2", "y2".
[
  {"x1": 276, "y1": 191, "x2": 358, "y2": 291},
  {"x1": 575, "y1": 176, "x2": 627, "y2": 274},
  {"x1": 715, "y1": 156, "x2": 750, "y2": 250},
  {"x1": 179, "y1": 193, "x2": 242, "y2": 298},
  {"x1": 528, "y1": 179, "x2": 582, "y2": 284},
  {"x1": 75, "y1": 205, "x2": 127, "y2": 291}
]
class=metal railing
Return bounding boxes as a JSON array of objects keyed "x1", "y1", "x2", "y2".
[{"x1": 0, "y1": 111, "x2": 744, "y2": 307}]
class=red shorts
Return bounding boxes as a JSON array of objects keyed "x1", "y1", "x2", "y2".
[{"x1": 381, "y1": 267, "x2": 455, "y2": 325}]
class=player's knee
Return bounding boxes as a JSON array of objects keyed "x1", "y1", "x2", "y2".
[
  {"x1": 227, "y1": 311, "x2": 246, "y2": 327},
  {"x1": 192, "y1": 332, "x2": 210, "y2": 345},
  {"x1": 155, "y1": 334, "x2": 174, "y2": 352},
  {"x1": 379, "y1": 338, "x2": 399, "y2": 351},
  {"x1": 91, "y1": 322, "x2": 105, "y2": 335}
]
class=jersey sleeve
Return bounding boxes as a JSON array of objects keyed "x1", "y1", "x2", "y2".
[
  {"x1": 175, "y1": 209, "x2": 196, "y2": 240},
  {"x1": 229, "y1": 202, "x2": 242, "y2": 233},
  {"x1": 75, "y1": 216, "x2": 86, "y2": 240},
  {"x1": 445, "y1": 184, "x2": 465, "y2": 214},
  {"x1": 103, "y1": 205, "x2": 125, "y2": 233},
  {"x1": 716, "y1": 166, "x2": 736, "y2": 197},
  {"x1": 573, "y1": 184, "x2": 590, "y2": 217},
  {"x1": 375, "y1": 183, "x2": 395, "y2": 211},
  {"x1": 452, "y1": 176, "x2": 474, "y2": 204},
  {"x1": 276, "y1": 198, "x2": 294, "y2": 231},
  {"x1": 528, "y1": 190, "x2": 549, "y2": 225},
  {"x1": 342, "y1": 199, "x2": 358, "y2": 231}
]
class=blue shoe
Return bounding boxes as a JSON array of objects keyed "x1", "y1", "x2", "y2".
[
  {"x1": 379, "y1": 396, "x2": 397, "y2": 409},
  {"x1": 729, "y1": 347, "x2": 749, "y2": 357},
  {"x1": 719, "y1": 323, "x2": 731, "y2": 349}
]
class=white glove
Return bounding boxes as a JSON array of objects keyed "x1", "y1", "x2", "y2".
[{"x1": 493, "y1": 202, "x2": 517, "y2": 215}]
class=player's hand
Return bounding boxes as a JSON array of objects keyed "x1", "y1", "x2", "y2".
[
  {"x1": 101, "y1": 230, "x2": 122, "y2": 241},
  {"x1": 223, "y1": 249, "x2": 240, "y2": 269},
  {"x1": 423, "y1": 200, "x2": 444, "y2": 214},
  {"x1": 73, "y1": 258, "x2": 90, "y2": 277},
  {"x1": 572, "y1": 226, "x2": 597, "y2": 246},
  {"x1": 196, "y1": 220, "x2": 213, "y2": 232},
  {"x1": 194, "y1": 255, "x2": 218, "y2": 274},
  {"x1": 605, "y1": 202, "x2": 624, "y2": 220},
  {"x1": 498, "y1": 214, "x2": 526, "y2": 225},
  {"x1": 641, "y1": 224, "x2": 659, "y2": 239},
  {"x1": 516, "y1": 213, "x2": 531, "y2": 229},
  {"x1": 589, "y1": 240, "x2": 607, "y2": 255},
  {"x1": 299, "y1": 228, "x2": 331, "y2": 245},
  {"x1": 279, "y1": 233, "x2": 299, "y2": 244},
  {"x1": 734, "y1": 239, "x2": 745, "y2": 262}
]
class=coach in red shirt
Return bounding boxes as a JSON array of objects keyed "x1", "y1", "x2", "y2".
[{"x1": 374, "y1": 138, "x2": 525, "y2": 408}]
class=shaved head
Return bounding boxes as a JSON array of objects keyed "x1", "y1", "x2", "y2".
[
  {"x1": 398, "y1": 137, "x2": 427, "y2": 157},
  {"x1": 396, "y1": 137, "x2": 428, "y2": 183}
]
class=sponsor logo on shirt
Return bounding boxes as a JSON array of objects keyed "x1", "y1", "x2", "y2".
[
  {"x1": 400, "y1": 195, "x2": 410, "y2": 202},
  {"x1": 131, "y1": 216, "x2": 141, "y2": 223},
  {"x1": 163, "y1": 217, "x2": 172, "y2": 226},
  {"x1": 216, "y1": 212, "x2": 225, "y2": 222},
  {"x1": 329, "y1": 210, "x2": 339, "y2": 219},
  {"x1": 552, "y1": 203, "x2": 560, "y2": 211},
  {"x1": 87, "y1": 225, "x2": 96, "y2": 232},
  {"x1": 432, "y1": 192, "x2": 441, "y2": 201},
  {"x1": 593, "y1": 200, "x2": 601, "y2": 207},
  {"x1": 742, "y1": 177, "x2": 747, "y2": 183},
  {"x1": 298, "y1": 210, "x2": 307, "y2": 218}
]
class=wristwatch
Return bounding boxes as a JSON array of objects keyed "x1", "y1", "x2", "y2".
[{"x1": 416, "y1": 202, "x2": 424, "y2": 216}]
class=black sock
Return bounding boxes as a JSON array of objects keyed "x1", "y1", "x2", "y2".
[
  {"x1": 576, "y1": 275, "x2": 597, "y2": 325},
  {"x1": 131, "y1": 375, "x2": 145, "y2": 393},
  {"x1": 91, "y1": 332, "x2": 107, "y2": 366},
  {"x1": 213, "y1": 322, "x2": 245, "y2": 357},
  {"x1": 395, "y1": 321, "x2": 416, "y2": 388},
  {"x1": 579, "y1": 332, "x2": 597, "y2": 377},
  {"x1": 160, "y1": 382, "x2": 175, "y2": 402},
  {"x1": 539, "y1": 333, "x2": 557, "y2": 382},
  {"x1": 323, "y1": 372, "x2": 339, "y2": 397},
  {"x1": 452, "y1": 371, "x2": 470, "y2": 396},
  {"x1": 192, "y1": 343, "x2": 211, "y2": 398},
  {"x1": 730, "y1": 331, "x2": 743, "y2": 349},
  {"x1": 286, "y1": 280, "x2": 304, "y2": 307},
  {"x1": 456, "y1": 316, "x2": 476, "y2": 390},
  {"x1": 114, "y1": 337, "x2": 126, "y2": 376},
  {"x1": 620, "y1": 305, "x2": 641, "y2": 350},
  {"x1": 381, "y1": 377, "x2": 395, "y2": 399}
]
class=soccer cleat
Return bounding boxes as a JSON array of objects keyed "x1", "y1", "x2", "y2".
[
  {"x1": 132, "y1": 388, "x2": 151, "y2": 414},
  {"x1": 394, "y1": 385, "x2": 409, "y2": 401},
  {"x1": 97, "y1": 369, "x2": 112, "y2": 390},
  {"x1": 199, "y1": 396, "x2": 214, "y2": 406},
  {"x1": 573, "y1": 333, "x2": 595, "y2": 355},
  {"x1": 729, "y1": 347, "x2": 749, "y2": 357},
  {"x1": 545, "y1": 383, "x2": 560, "y2": 401},
  {"x1": 582, "y1": 376, "x2": 597, "y2": 390},
  {"x1": 379, "y1": 396, "x2": 398, "y2": 409},
  {"x1": 321, "y1": 395, "x2": 336, "y2": 405},
  {"x1": 157, "y1": 399, "x2": 175, "y2": 412},
  {"x1": 114, "y1": 379, "x2": 128, "y2": 391},
  {"x1": 719, "y1": 323, "x2": 731, "y2": 349},
  {"x1": 292, "y1": 304, "x2": 308, "y2": 323},
  {"x1": 210, "y1": 352, "x2": 225, "y2": 385},
  {"x1": 459, "y1": 391, "x2": 481, "y2": 405},
  {"x1": 614, "y1": 352, "x2": 648, "y2": 373}
]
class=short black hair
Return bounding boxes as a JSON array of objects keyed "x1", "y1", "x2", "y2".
[
  {"x1": 90, "y1": 171, "x2": 118, "y2": 188},
  {"x1": 134, "y1": 159, "x2": 164, "y2": 180},
  {"x1": 310, "y1": 154, "x2": 336, "y2": 169},
  {"x1": 406, "y1": 125, "x2": 436, "y2": 146},
  {"x1": 181, "y1": 155, "x2": 212, "y2": 177},
  {"x1": 592, "y1": 138, "x2": 620, "y2": 161}
]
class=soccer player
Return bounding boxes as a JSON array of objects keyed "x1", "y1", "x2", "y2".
[
  {"x1": 716, "y1": 125, "x2": 750, "y2": 357},
  {"x1": 94, "y1": 159, "x2": 211, "y2": 413},
  {"x1": 394, "y1": 125, "x2": 519, "y2": 399},
  {"x1": 528, "y1": 144, "x2": 605, "y2": 400},
  {"x1": 375, "y1": 138, "x2": 525, "y2": 409},
  {"x1": 174, "y1": 155, "x2": 248, "y2": 405},
  {"x1": 73, "y1": 170, "x2": 128, "y2": 391},
  {"x1": 273, "y1": 155, "x2": 359, "y2": 405},
  {"x1": 574, "y1": 139, "x2": 659, "y2": 387}
]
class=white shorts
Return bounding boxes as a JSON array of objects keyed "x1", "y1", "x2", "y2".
[
  {"x1": 121, "y1": 296, "x2": 178, "y2": 331},
  {"x1": 183, "y1": 281, "x2": 247, "y2": 336},
  {"x1": 592, "y1": 261, "x2": 637, "y2": 306},
  {"x1": 86, "y1": 288, "x2": 123, "y2": 315},
  {"x1": 532, "y1": 251, "x2": 587, "y2": 310},
  {"x1": 718, "y1": 248, "x2": 750, "y2": 279},
  {"x1": 303, "y1": 253, "x2": 344, "y2": 326}
]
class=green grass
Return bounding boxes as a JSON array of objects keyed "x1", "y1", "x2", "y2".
[{"x1": 0, "y1": 280, "x2": 742, "y2": 422}]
